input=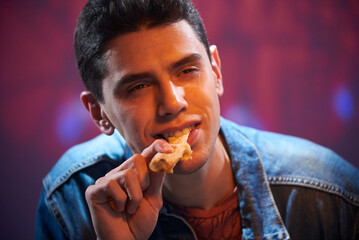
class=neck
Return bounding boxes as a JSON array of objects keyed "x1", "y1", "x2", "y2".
[{"x1": 163, "y1": 135, "x2": 234, "y2": 210}]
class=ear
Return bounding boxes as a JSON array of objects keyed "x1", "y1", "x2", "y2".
[
  {"x1": 80, "y1": 91, "x2": 115, "y2": 135},
  {"x1": 210, "y1": 45, "x2": 224, "y2": 96}
]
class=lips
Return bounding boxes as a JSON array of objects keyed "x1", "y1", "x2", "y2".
[{"x1": 187, "y1": 126, "x2": 199, "y2": 145}]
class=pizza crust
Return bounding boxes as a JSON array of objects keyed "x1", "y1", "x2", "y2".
[{"x1": 149, "y1": 132, "x2": 192, "y2": 173}]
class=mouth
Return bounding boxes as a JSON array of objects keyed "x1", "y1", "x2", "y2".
[{"x1": 153, "y1": 123, "x2": 199, "y2": 141}]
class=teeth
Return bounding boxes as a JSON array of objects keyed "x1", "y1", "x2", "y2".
[
  {"x1": 163, "y1": 125, "x2": 195, "y2": 139},
  {"x1": 182, "y1": 128, "x2": 190, "y2": 135}
]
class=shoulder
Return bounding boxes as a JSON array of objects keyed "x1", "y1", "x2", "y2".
[
  {"x1": 37, "y1": 131, "x2": 131, "y2": 239},
  {"x1": 220, "y1": 117, "x2": 359, "y2": 205},
  {"x1": 43, "y1": 130, "x2": 130, "y2": 198}
]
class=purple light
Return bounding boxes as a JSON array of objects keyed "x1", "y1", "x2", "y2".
[
  {"x1": 223, "y1": 104, "x2": 266, "y2": 130},
  {"x1": 55, "y1": 97, "x2": 90, "y2": 145},
  {"x1": 333, "y1": 84, "x2": 354, "y2": 122}
]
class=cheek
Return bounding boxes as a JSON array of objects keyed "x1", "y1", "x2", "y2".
[
  {"x1": 114, "y1": 103, "x2": 154, "y2": 153},
  {"x1": 117, "y1": 115, "x2": 145, "y2": 153},
  {"x1": 188, "y1": 77, "x2": 220, "y2": 111}
]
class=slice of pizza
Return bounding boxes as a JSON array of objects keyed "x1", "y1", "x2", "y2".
[{"x1": 149, "y1": 131, "x2": 192, "y2": 173}]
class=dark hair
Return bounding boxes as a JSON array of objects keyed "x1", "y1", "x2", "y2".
[{"x1": 74, "y1": 0, "x2": 210, "y2": 102}]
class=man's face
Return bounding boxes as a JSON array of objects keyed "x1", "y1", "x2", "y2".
[{"x1": 100, "y1": 20, "x2": 223, "y2": 174}]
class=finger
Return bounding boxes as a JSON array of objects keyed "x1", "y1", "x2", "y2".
[
  {"x1": 105, "y1": 180, "x2": 128, "y2": 212},
  {"x1": 102, "y1": 154, "x2": 148, "y2": 191},
  {"x1": 85, "y1": 180, "x2": 127, "y2": 213},
  {"x1": 116, "y1": 169, "x2": 143, "y2": 215},
  {"x1": 95, "y1": 176, "x2": 105, "y2": 185},
  {"x1": 121, "y1": 154, "x2": 150, "y2": 191},
  {"x1": 105, "y1": 139, "x2": 172, "y2": 186},
  {"x1": 142, "y1": 139, "x2": 173, "y2": 163},
  {"x1": 107, "y1": 154, "x2": 150, "y2": 191}
]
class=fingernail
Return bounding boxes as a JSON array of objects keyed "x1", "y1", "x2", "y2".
[{"x1": 162, "y1": 144, "x2": 173, "y2": 152}]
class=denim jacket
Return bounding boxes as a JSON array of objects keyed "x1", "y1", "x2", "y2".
[{"x1": 35, "y1": 118, "x2": 359, "y2": 240}]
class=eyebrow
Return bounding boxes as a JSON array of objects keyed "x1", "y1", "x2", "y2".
[
  {"x1": 113, "y1": 53, "x2": 203, "y2": 95},
  {"x1": 169, "y1": 53, "x2": 202, "y2": 71}
]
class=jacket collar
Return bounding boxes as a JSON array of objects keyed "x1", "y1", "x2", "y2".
[{"x1": 220, "y1": 117, "x2": 290, "y2": 240}]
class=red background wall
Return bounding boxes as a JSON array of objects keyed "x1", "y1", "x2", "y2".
[{"x1": 0, "y1": 0, "x2": 358, "y2": 239}]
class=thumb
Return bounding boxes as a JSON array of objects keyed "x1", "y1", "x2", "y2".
[{"x1": 142, "y1": 139, "x2": 173, "y2": 164}]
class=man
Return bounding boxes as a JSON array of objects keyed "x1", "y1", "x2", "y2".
[{"x1": 35, "y1": 0, "x2": 359, "y2": 239}]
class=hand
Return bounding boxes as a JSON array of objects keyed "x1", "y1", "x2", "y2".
[{"x1": 85, "y1": 139, "x2": 173, "y2": 240}]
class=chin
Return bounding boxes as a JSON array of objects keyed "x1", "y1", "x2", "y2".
[
  {"x1": 172, "y1": 154, "x2": 207, "y2": 174},
  {"x1": 177, "y1": 135, "x2": 218, "y2": 172}
]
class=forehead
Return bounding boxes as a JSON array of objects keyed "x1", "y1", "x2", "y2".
[{"x1": 103, "y1": 20, "x2": 208, "y2": 74}]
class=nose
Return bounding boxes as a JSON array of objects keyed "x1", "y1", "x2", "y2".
[{"x1": 157, "y1": 81, "x2": 188, "y2": 117}]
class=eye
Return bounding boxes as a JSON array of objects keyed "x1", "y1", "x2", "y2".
[
  {"x1": 129, "y1": 83, "x2": 150, "y2": 93},
  {"x1": 179, "y1": 67, "x2": 199, "y2": 77},
  {"x1": 183, "y1": 67, "x2": 197, "y2": 74},
  {"x1": 182, "y1": 68, "x2": 195, "y2": 74}
]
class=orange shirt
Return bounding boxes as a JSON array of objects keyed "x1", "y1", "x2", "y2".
[{"x1": 172, "y1": 188, "x2": 242, "y2": 240}]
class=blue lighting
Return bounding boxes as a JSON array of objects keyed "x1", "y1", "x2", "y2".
[
  {"x1": 333, "y1": 85, "x2": 354, "y2": 122},
  {"x1": 55, "y1": 97, "x2": 89, "y2": 145},
  {"x1": 224, "y1": 104, "x2": 266, "y2": 130}
]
